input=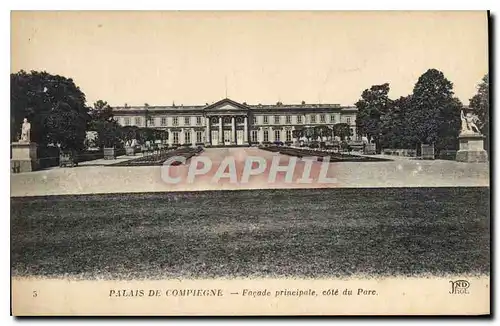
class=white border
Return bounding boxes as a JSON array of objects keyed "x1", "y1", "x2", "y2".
[{"x1": 2, "y1": 1, "x2": 497, "y2": 324}]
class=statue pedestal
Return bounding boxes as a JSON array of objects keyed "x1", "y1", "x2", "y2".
[
  {"x1": 456, "y1": 133, "x2": 488, "y2": 163},
  {"x1": 11, "y1": 142, "x2": 39, "y2": 173}
]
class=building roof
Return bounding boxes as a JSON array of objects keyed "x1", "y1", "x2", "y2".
[{"x1": 112, "y1": 98, "x2": 357, "y2": 113}]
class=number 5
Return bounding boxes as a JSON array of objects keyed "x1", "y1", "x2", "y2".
[{"x1": 32, "y1": 291, "x2": 37, "y2": 298}]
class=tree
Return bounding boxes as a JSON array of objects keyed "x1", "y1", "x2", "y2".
[
  {"x1": 354, "y1": 83, "x2": 392, "y2": 152},
  {"x1": 406, "y1": 69, "x2": 461, "y2": 152},
  {"x1": 121, "y1": 125, "x2": 139, "y2": 147},
  {"x1": 11, "y1": 70, "x2": 89, "y2": 149},
  {"x1": 89, "y1": 100, "x2": 114, "y2": 124},
  {"x1": 292, "y1": 128, "x2": 304, "y2": 140},
  {"x1": 313, "y1": 125, "x2": 331, "y2": 141},
  {"x1": 469, "y1": 73, "x2": 489, "y2": 152},
  {"x1": 380, "y1": 96, "x2": 412, "y2": 149},
  {"x1": 89, "y1": 100, "x2": 123, "y2": 148},
  {"x1": 304, "y1": 127, "x2": 315, "y2": 142},
  {"x1": 332, "y1": 123, "x2": 351, "y2": 141}
]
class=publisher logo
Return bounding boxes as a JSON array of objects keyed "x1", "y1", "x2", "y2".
[{"x1": 449, "y1": 280, "x2": 470, "y2": 295}]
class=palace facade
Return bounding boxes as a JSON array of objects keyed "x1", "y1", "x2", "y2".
[{"x1": 112, "y1": 98, "x2": 358, "y2": 146}]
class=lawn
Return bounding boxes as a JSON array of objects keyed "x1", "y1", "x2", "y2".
[{"x1": 11, "y1": 187, "x2": 490, "y2": 279}]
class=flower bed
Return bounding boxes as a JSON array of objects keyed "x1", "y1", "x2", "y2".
[
  {"x1": 110, "y1": 147, "x2": 204, "y2": 166},
  {"x1": 260, "y1": 146, "x2": 392, "y2": 162}
]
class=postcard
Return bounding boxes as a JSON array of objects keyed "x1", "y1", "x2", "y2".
[{"x1": 10, "y1": 10, "x2": 490, "y2": 316}]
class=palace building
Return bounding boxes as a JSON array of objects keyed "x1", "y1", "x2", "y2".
[{"x1": 112, "y1": 98, "x2": 358, "y2": 146}]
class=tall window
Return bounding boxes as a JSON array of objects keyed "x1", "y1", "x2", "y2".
[
  {"x1": 251, "y1": 130, "x2": 258, "y2": 142},
  {"x1": 124, "y1": 117, "x2": 130, "y2": 126},
  {"x1": 320, "y1": 114, "x2": 326, "y2": 123},
  {"x1": 253, "y1": 116, "x2": 257, "y2": 124},
  {"x1": 185, "y1": 131, "x2": 191, "y2": 144},
  {"x1": 173, "y1": 131, "x2": 179, "y2": 144},
  {"x1": 161, "y1": 117, "x2": 167, "y2": 126},
  {"x1": 330, "y1": 114, "x2": 335, "y2": 123},
  {"x1": 135, "y1": 117, "x2": 142, "y2": 126},
  {"x1": 310, "y1": 115, "x2": 316, "y2": 123},
  {"x1": 148, "y1": 117, "x2": 155, "y2": 126},
  {"x1": 274, "y1": 116, "x2": 280, "y2": 124},
  {"x1": 285, "y1": 115, "x2": 292, "y2": 124},
  {"x1": 347, "y1": 117, "x2": 351, "y2": 124},
  {"x1": 297, "y1": 115, "x2": 303, "y2": 124},
  {"x1": 173, "y1": 117, "x2": 179, "y2": 126},
  {"x1": 274, "y1": 130, "x2": 281, "y2": 141},
  {"x1": 286, "y1": 130, "x2": 292, "y2": 142},
  {"x1": 184, "y1": 117, "x2": 190, "y2": 126},
  {"x1": 263, "y1": 130, "x2": 269, "y2": 142},
  {"x1": 196, "y1": 131, "x2": 203, "y2": 143},
  {"x1": 263, "y1": 116, "x2": 269, "y2": 124},
  {"x1": 196, "y1": 116, "x2": 202, "y2": 125}
]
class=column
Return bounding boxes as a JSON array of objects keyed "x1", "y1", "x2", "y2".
[
  {"x1": 244, "y1": 116, "x2": 248, "y2": 144},
  {"x1": 205, "y1": 117, "x2": 211, "y2": 146},
  {"x1": 231, "y1": 117, "x2": 236, "y2": 145},
  {"x1": 219, "y1": 116, "x2": 223, "y2": 143}
]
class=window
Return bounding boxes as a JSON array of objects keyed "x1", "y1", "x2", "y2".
[
  {"x1": 173, "y1": 131, "x2": 179, "y2": 144},
  {"x1": 263, "y1": 130, "x2": 269, "y2": 142},
  {"x1": 274, "y1": 130, "x2": 281, "y2": 141},
  {"x1": 274, "y1": 116, "x2": 280, "y2": 124},
  {"x1": 285, "y1": 115, "x2": 292, "y2": 124},
  {"x1": 196, "y1": 116, "x2": 202, "y2": 125},
  {"x1": 253, "y1": 116, "x2": 257, "y2": 124},
  {"x1": 330, "y1": 114, "x2": 335, "y2": 123},
  {"x1": 310, "y1": 115, "x2": 316, "y2": 123},
  {"x1": 135, "y1": 117, "x2": 142, "y2": 126},
  {"x1": 148, "y1": 117, "x2": 155, "y2": 127},
  {"x1": 161, "y1": 117, "x2": 167, "y2": 126},
  {"x1": 173, "y1": 117, "x2": 179, "y2": 126},
  {"x1": 184, "y1": 117, "x2": 190, "y2": 126},
  {"x1": 124, "y1": 117, "x2": 130, "y2": 126},
  {"x1": 286, "y1": 130, "x2": 292, "y2": 142},
  {"x1": 263, "y1": 116, "x2": 269, "y2": 124},
  {"x1": 320, "y1": 114, "x2": 326, "y2": 123},
  {"x1": 185, "y1": 131, "x2": 191, "y2": 144},
  {"x1": 347, "y1": 117, "x2": 351, "y2": 124},
  {"x1": 297, "y1": 115, "x2": 303, "y2": 124},
  {"x1": 251, "y1": 130, "x2": 258, "y2": 142},
  {"x1": 196, "y1": 131, "x2": 203, "y2": 143}
]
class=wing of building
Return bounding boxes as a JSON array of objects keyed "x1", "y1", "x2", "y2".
[{"x1": 112, "y1": 98, "x2": 358, "y2": 146}]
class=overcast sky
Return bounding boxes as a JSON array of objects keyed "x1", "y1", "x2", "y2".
[{"x1": 11, "y1": 11, "x2": 488, "y2": 107}]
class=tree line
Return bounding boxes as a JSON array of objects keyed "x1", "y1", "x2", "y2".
[
  {"x1": 355, "y1": 69, "x2": 489, "y2": 154},
  {"x1": 11, "y1": 70, "x2": 167, "y2": 151}
]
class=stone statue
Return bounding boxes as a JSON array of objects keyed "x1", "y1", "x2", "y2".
[
  {"x1": 461, "y1": 109, "x2": 480, "y2": 135},
  {"x1": 20, "y1": 118, "x2": 31, "y2": 142}
]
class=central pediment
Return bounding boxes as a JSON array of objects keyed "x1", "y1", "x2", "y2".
[{"x1": 203, "y1": 98, "x2": 249, "y2": 112}]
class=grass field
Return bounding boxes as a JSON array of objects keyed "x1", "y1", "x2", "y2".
[{"x1": 11, "y1": 187, "x2": 490, "y2": 279}]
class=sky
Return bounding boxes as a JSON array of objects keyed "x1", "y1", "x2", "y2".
[{"x1": 11, "y1": 11, "x2": 488, "y2": 107}]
